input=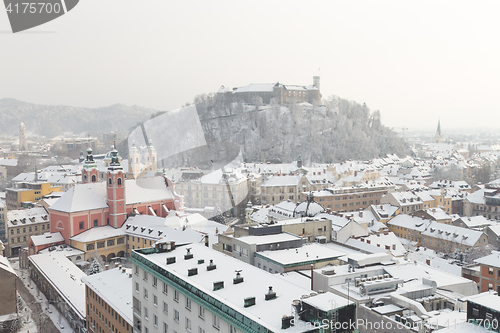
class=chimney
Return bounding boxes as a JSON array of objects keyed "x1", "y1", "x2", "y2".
[
  {"x1": 426, "y1": 259, "x2": 430, "y2": 265},
  {"x1": 392, "y1": 244, "x2": 396, "y2": 250},
  {"x1": 105, "y1": 265, "x2": 109, "y2": 271},
  {"x1": 115, "y1": 262, "x2": 119, "y2": 268}
]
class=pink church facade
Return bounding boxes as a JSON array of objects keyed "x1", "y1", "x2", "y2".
[{"x1": 47, "y1": 148, "x2": 181, "y2": 245}]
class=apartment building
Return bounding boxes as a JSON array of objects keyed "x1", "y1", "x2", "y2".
[
  {"x1": 130, "y1": 241, "x2": 354, "y2": 333},
  {"x1": 82, "y1": 266, "x2": 133, "y2": 333},
  {"x1": 6, "y1": 206, "x2": 50, "y2": 257}
]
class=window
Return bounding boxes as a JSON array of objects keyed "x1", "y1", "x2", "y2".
[
  {"x1": 118, "y1": 178, "x2": 122, "y2": 186},
  {"x1": 163, "y1": 323, "x2": 168, "y2": 333},
  {"x1": 144, "y1": 306, "x2": 149, "y2": 320},
  {"x1": 135, "y1": 265, "x2": 139, "y2": 275},
  {"x1": 135, "y1": 283, "x2": 139, "y2": 292},
  {"x1": 229, "y1": 325, "x2": 237, "y2": 333},
  {"x1": 199, "y1": 328, "x2": 205, "y2": 333},
  {"x1": 186, "y1": 318, "x2": 192, "y2": 332},
  {"x1": 153, "y1": 294, "x2": 158, "y2": 306},
  {"x1": 174, "y1": 310, "x2": 179, "y2": 322},
  {"x1": 186, "y1": 297, "x2": 191, "y2": 310},
  {"x1": 198, "y1": 305, "x2": 204, "y2": 319},
  {"x1": 93, "y1": 219, "x2": 98, "y2": 227},
  {"x1": 144, "y1": 287, "x2": 148, "y2": 299},
  {"x1": 473, "y1": 308, "x2": 479, "y2": 316},
  {"x1": 212, "y1": 314, "x2": 220, "y2": 329},
  {"x1": 154, "y1": 315, "x2": 158, "y2": 327},
  {"x1": 97, "y1": 241, "x2": 105, "y2": 249},
  {"x1": 87, "y1": 244, "x2": 95, "y2": 251},
  {"x1": 107, "y1": 239, "x2": 115, "y2": 247},
  {"x1": 163, "y1": 302, "x2": 168, "y2": 314},
  {"x1": 489, "y1": 283, "x2": 493, "y2": 290},
  {"x1": 144, "y1": 271, "x2": 148, "y2": 281},
  {"x1": 79, "y1": 221, "x2": 84, "y2": 230},
  {"x1": 489, "y1": 267, "x2": 494, "y2": 275},
  {"x1": 174, "y1": 290, "x2": 179, "y2": 302},
  {"x1": 153, "y1": 276, "x2": 158, "y2": 287},
  {"x1": 163, "y1": 283, "x2": 168, "y2": 295}
]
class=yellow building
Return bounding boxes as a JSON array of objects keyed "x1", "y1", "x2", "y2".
[
  {"x1": 69, "y1": 226, "x2": 126, "y2": 262},
  {"x1": 6, "y1": 182, "x2": 63, "y2": 210}
]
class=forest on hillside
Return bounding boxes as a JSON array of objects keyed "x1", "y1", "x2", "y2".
[{"x1": 192, "y1": 94, "x2": 408, "y2": 164}]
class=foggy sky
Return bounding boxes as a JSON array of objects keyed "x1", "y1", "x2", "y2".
[{"x1": 1, "y1": 0, "x2": 499, "y2": 130}]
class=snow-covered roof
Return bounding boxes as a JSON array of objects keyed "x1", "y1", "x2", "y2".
[
  {"x1": 125, "y1": 176, "x2": 174, "y2": 204},
  {"x1": 255, "y1": 243, "x2": 344, "y2": 266},
  {"x1": 458, "y1": 216, "x2": 493, "y2": 228},
  {"x1": 383, "y1": 261, "x2": 477, "y2": 296},
  {"x1": 261, "y1": 174, "x2": 303, "y2": 187},
  {"x1": 7, "y1": 207, "x2": 49, "y2": 228},
  {"x1": 474, "y1": 251, "x2": 500, "y2": 269},
  {"x1": 0, "y1": 255, "x2": 17, "y2": 276},
  {"x1": 465, "y1": 188, "x2": 487, "y2": 204},
  {"x1": 465, "y1": 291, "x2": 500, "y2": 312},
  {"x1": 371, "y1": 204, "x2": 399, "y2": 220},
  {"x1": 48, "y1": 182, "x2": 107, "y2": 213},
  {"x1": 236, "y1": 233, "x2": 303, "y2": 246},
  {"x1": 423, "y1": 207, "x2": 452, "y2": 221},
  {"x1": 387, "y1": 214, "x2": 430, "y2": 232},
  {"x1": 49, "y1": 176, "x2": 174, "y2": 213},
  {"x1": 421, "y1": 221, "x2": 485, "y2": 247},
  {"x1": 82, "y1": 268, "x2": 133, "y2": 325},
  {"x1": 362, "y1": 232, "x2": 406, "y2": 257},
  {"x1": 70, "y1": 225, "x2": 125, "y2": 243},
  {"x1": 344, "y1": 238, "x2": 387, "y2": 254},
  {"x1": 0, "y1": 158, "x2": 17, "y2": 167},
  {"x1": 31, "y1": 232, "x2": 64, "y2": 246},
  {"x1": 29, "y1": 251, "x2": 86, "y2": 319},
  {"x1": 234, "y1": 83, "x2": 275, "y2": 93},
  {"x1": 133, "y1": 243, "x2": 348, "y2": 332}
]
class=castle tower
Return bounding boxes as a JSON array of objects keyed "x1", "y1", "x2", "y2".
[
  {"x1": 107, "y1": 146, "x2": 126, "y2": 228},
  {"x1": 313, "y1": 76, "x2": 320, "y2": 90},
  {"x1": 435, "y1": 120, "x2": 444, "y2": 143},
  {"x1": 146, "y1": 139, "x2": 157, "y2": 172},
  {"x1": 128, "y1": 140, "x2": 141, "y2": 179},
  {"x1": 82, "y1": 147, "x2": 98, "y2": 183},
  {"x1": 19, "y1": 122, "x2": 27, "y2": 151}
]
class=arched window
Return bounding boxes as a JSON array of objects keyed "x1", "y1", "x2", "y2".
[
  {"x1": 91, "y1": 175, "x2": 96, "y2": 182},
  {"x1": 108, "y1": 178, "x2": 112, "y2": 185},
  {"x1": 117, "y1": 178, "x2": 122, "y2": 186},
  {"x1": 83, "y1": 175, "x2": 87, "y2": 182},
  {"x1": 56, "y1": 221, "x2": 64, "y2": 230}
]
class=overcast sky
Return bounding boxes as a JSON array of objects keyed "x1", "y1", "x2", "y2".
[{"x1": 1, "y1": 0, "x2": 499, "y2": 130}]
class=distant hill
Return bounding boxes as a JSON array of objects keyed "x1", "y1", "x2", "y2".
[
  {"x1": 192, "y1": 94, "x2": 409, "y2": 164},
  {"x1": 0, "y1": 98, "x2": 156, "y2": 137}
]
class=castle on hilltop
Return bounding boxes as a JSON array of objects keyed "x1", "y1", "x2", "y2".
[{"x1": 217, "y1": 76, "x2": 321, "y2": 104}]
